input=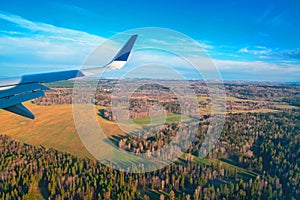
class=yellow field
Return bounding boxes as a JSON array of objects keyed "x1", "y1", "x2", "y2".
[{"x1": 0, "y1": 102, "x2": 125, "y2": 158}]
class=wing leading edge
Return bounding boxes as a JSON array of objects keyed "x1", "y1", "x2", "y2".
[{"x1": 0, "y1": 34, "x2": 138, "y2": 119}]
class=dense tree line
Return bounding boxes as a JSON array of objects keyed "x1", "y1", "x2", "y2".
[{"x1": 208, "y1": 110, "x2": 300, "y2": 199}]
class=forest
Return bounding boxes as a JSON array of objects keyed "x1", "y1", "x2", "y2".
[{"x1": 1, "y1": 109, "x2": 299, "y2": 199}]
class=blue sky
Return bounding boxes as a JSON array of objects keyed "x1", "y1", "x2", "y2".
[{"x1": 0, "y1": 0, "x2": 300, "y2": 81}]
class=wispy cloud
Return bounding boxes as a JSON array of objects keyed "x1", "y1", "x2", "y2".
[
  {"x1": 239, "y1": 46, "x2": 300, "y2": 61},
  {"x1": 0, "y1": 11, "x2": 101, "y2": 41},
  {"x1": 276, "y1": 48, "x2": 300, "y2": 60},
  {"x1": 214, "y1": 59, "x2": 300, "y2": 81},
  {"x1": 0, "y1": 10, "x2": 106, "y2": 73},
  {"x1": 146, "y1": 37, "x2": 213, "y2": 54},
  {"x1": 238, "y1": 46, "x2": 272, "y2": 55},
  {"x1": 51, "y1": 2, "x2": 97, "y2": 17},
  {"x1": 257, "y1": 6, "x2": 288, "y2": 27}
]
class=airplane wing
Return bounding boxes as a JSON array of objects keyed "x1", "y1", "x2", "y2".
[{"x1": 0, "y1": 34, "x2": 138, "y2": 119}]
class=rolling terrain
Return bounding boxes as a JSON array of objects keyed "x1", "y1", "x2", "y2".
[{"x1": 0, "y1": 98, "x2": 292, "y2": 159}]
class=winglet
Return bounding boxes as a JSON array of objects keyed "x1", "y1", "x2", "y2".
[
  {"x1": 112, "y1": 34, "x2": 138, "y2": 62},
  {"x1": 4, "y1": 103, "x2": 35, "y2": 119},
  {"x1": 79, "y1": 34, "x2": 138, "y2": 75},
  {"x1": 107, "y1": 34, "x2": 138, "y2": 70}
]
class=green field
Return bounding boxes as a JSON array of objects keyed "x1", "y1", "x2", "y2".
[{"x1": 131, "y1": 113, "x2": 192, "y2": 125}]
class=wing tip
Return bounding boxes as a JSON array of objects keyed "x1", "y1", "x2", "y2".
[{"x1": 112, "y1": 34, "x2": 138, "y2": 62}]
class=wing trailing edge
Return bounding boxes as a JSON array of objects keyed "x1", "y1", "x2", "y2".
[{"x1": 4, "y1": 103, "x2": 35, "y2": 119}]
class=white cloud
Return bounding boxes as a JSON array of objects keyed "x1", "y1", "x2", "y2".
[
  {"x1": 0, "y1": 11, "x2": 106, "y2": 71},
  {"x1": 238, "y1": 47, "x2": 272, "y2": 55},
  {"x1": 214, "y1": 59, "x2": 299, "y2": 72},
  {"x1": 0, "y1": 11, "x2": 101, "y2": 43},
  {"x1": 212, "y1": 59, "x2": 300, "y2": 81},
  {"x1": 239, "y1": 45, "x2": 300, "y2": 61},
  {"x1": 239, "y1": 48, "x2": 249, "y2": 53}
]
